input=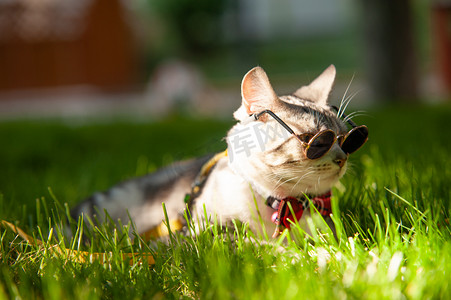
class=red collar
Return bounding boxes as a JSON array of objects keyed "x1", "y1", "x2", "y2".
[{"x1": 266, "y1": 191, "x2": 332, "y2": 238}]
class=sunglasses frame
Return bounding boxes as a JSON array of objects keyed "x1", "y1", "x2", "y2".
[{"x1": 251, "y1": 108, "x2": 368, "y2": 160}]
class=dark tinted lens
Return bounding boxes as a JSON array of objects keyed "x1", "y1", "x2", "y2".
[
  {"x1": 306, "y1": 130, "x2": 335, "y2": 159},
  {"x1": 341, "y1": 126, "x2": 368, "y2": 154}
]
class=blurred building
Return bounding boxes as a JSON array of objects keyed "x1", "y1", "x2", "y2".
[{"x1": 0, "y1": 0, "x2": 137, "y2": 93}]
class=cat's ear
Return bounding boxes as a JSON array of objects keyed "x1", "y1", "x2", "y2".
[
  {"x1": 234, "y1": 67, "x2": 278, "y2": 120},
  {"x1": 294, "y1": 64, "x2": 336, "y2": 106}
]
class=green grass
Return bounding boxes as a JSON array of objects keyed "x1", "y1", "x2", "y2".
[{"x1": 1, "y1": 104, "x2": 450, "y2": 299}]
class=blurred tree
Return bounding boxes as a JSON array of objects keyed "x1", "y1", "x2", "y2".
[
  {"x1": 148, "y1": 0, "x2": 227, "y2": 56},
  {"x1": 432, "y1": 3, "x2": 451, "y2": 94},
  {"x1": 359, "y1": 0, "x2": 419, "y2": 102}
]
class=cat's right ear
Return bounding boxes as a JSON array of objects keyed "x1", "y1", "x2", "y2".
[
  {"x1": 234, "y1": 67, "x2": 278, "y2": 121},
  {"x1": 293, "y1": 64, "x2": 336, "y2": 106}
]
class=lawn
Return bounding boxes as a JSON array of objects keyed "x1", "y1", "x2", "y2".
[{"x1": 0, "y1": 104, "x2": 450, "y2": 299}]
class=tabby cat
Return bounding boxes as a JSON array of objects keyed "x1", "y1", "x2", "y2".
[{"x1": 71, "y1": 65, "x2": 368, "y2": 239}]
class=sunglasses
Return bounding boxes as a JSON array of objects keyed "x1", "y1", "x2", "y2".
[{"x1": 251, "y1": 107, "x2": 368, "y2": 160}]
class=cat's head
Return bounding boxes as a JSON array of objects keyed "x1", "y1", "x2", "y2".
[{"x1": 227, "y1": 65, "x2": 354, "y2": 198}]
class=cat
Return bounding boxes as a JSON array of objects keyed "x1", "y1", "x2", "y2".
[{"x1": 70, "y1": 65, "x2": 368, "y2": 240}]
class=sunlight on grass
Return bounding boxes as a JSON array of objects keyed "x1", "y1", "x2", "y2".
[{"x1": 1, "y1": 105, "x2": 450, "y2": 299}]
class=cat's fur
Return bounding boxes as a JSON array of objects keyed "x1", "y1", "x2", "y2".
[{"x1": 71, "y1": 65, "x2": 351, "y2": 238}]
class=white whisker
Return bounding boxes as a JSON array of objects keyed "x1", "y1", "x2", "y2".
[
  {"x1": 290, "y1": 171, "x2": 316, "y2": 193},
  {"x1": 344, "y1": 112, "x2": 369, "y2": 123},
  {"x1": 267, "y1": 166, "x2": 318, "y2": 195},
  {"x1": 343, "y1": 110, "x2": 368, "y2": 123},
  {"x1": 338, "y1": 74, "x2": 355, "y2": 118},
  {"x1": 273, "y1": 176, "x2": 298, "y2": 193},
  {"x1": 340, "y1": 90, "x2": 361, "y2": 118}
]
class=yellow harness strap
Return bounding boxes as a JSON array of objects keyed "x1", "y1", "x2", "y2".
[
  {"x1": 140, "y1": 218, "x2": 184, "y2": 240},
  {"x1": 188, "y1": 149, "x2": 228, "y2": 200},
  {"x1": 198, "y1": 150, "x2": 228, "y2": 179},
  {"x1": 1, "y1": 220, "x2": 155, "y2": 265},
  {"x1": 141, "y1": 149, "x2": 228, "y2": 239}
]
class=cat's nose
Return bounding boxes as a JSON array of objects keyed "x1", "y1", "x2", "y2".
[{"x1": 333, "y1": 152, "x2": 348, "y2": 168}]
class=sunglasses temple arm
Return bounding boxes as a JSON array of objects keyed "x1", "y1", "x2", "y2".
[
  {"x1": 240, "y1": 114, "x2": 258, "y2": 125},
  {"x1": 331, "y1": 106, "x2": 358, "y2": 128},
  {"x1": 255, "y1": 110, "x2": 296, "y2": 135}
]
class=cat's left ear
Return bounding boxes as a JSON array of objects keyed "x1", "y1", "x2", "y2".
[
  {"x1": 294, "y1": 64, "x2": 336, "y2": 106},
  {"x1": 234, "y1": 67, "x2": 278, "y2": 120}
]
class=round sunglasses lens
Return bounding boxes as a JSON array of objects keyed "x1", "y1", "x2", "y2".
[
  {"x1": 341, "y1": 126, "x2": 368, "y2": 154},
  {"x1": 306, "y1": 131, "x2": 335, "y2": 159}
]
